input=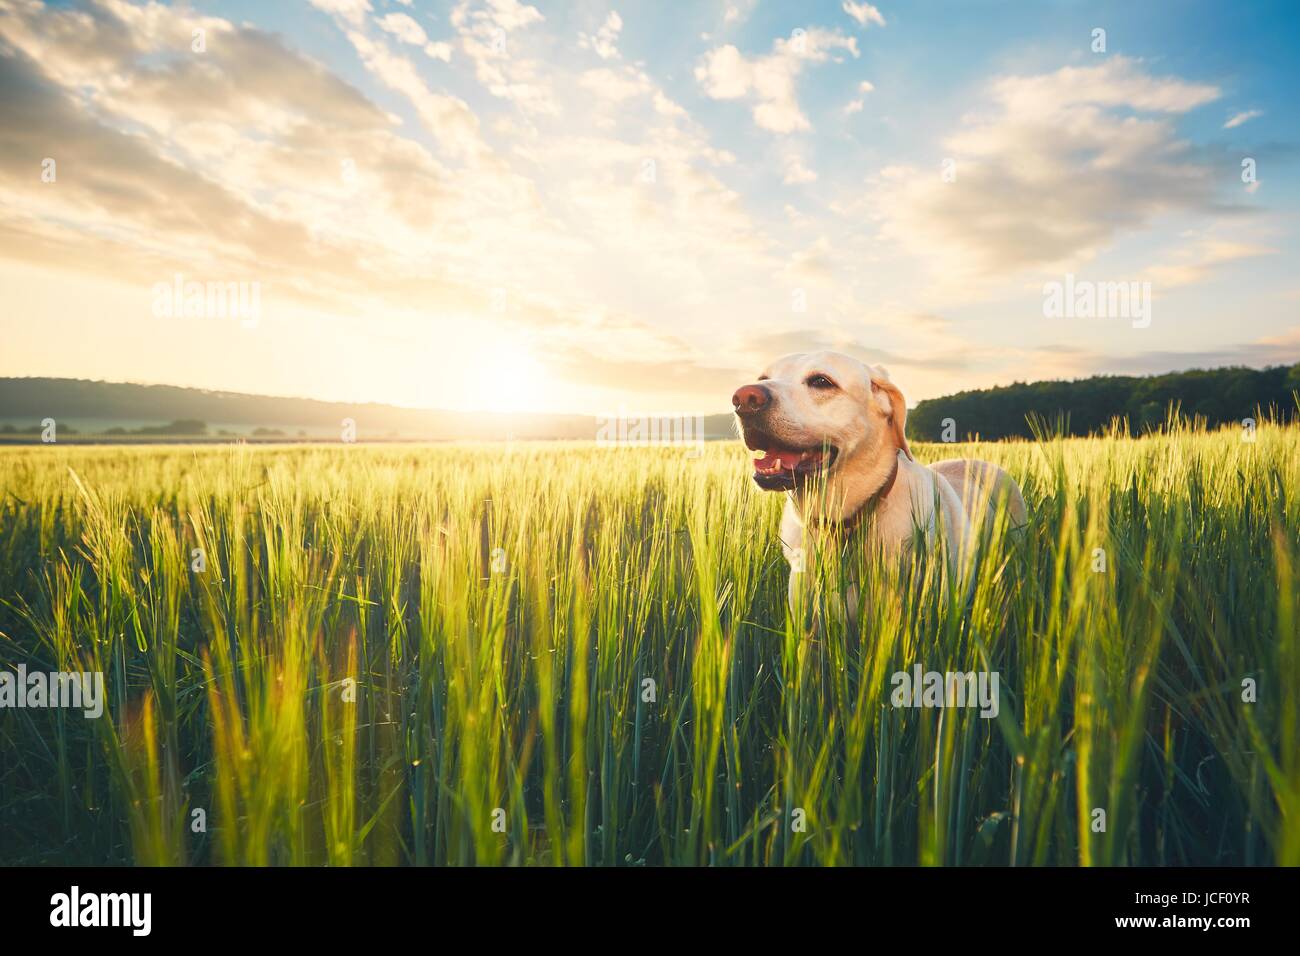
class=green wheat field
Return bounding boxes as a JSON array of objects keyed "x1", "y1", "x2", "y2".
[{"x1": 1, "y1": 422, "x2": 1296, "y2": 866}]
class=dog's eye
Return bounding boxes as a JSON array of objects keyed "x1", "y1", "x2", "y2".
[{"x1": 805, "y1": 375, "x2": 836, "y2": 390}]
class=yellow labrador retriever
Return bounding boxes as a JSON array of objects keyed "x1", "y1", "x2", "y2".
[{"x1": 732, "y1": 351, "x2": 1027, "y2": 584}]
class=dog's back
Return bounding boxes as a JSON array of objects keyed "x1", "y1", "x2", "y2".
[{"x1": 928, "y1": 458, "x2": 1028, "y2": 532}]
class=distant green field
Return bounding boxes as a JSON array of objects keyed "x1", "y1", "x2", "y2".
[{"x1": 0, "y1": 428, "x2": 1296, "y2": 865}]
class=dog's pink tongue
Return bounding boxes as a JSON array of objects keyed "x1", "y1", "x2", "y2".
[{"x1": 768, "y1": 448, "x2": 804, "y2": 469}]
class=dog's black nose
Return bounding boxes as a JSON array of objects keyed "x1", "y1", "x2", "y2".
[{"x1": 732, "y1": 384, "x2": 770, "y2": 415}]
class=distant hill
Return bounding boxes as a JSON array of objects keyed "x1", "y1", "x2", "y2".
[
  {"x1": 908, "y1": 364, "x2": 1300, "y2": 441},
  {"x1": 0, "y1": 378, "x2": 738, "y2": 443},
  {"x1": 7, "y1": 366, "x2": 1298, "y2": 446}
]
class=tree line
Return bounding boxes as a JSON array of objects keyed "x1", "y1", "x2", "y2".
[{"x1": 908, "y1": 364, "x2": 1300, "y2": 441}]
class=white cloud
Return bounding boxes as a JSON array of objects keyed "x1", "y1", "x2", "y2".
[
  {"x1": 376, "y1": 12, "x2": 428, "y2": 47},
  {"x1": 578, "y1": 11, "x2": 623, "y2": 60},
  {"x1": 653, "y1": 91, "x2": 687, "y2": 117},
  {"x1": 695, "y1": 45, "x2": 750, "y2": 98},
  {"x1": 695, "y1": 29, "x2": 861, "y2": 134},
  {"x1": 1223, "y1": 109, "x2": 1262, "y2": 129},
  {"x1": 1141, "y1": 235, "x2": 1273, "y2": 289},
  {"x1": 451, "y1": 0, "x2": 557, "y2": 114},
  {"x1": 987, "y1": 56, "x2": 1219, "y2": 116},
  {"x1": 307, "y1": 0, "x2": 373, "y2": 29},
  {"x1": 310, "y1": 2, "x2": 488, "y2": 143},
  {"x1": 867, "y1": 57, "x2": 1230, "y2": 283},
  {"x1": 342, "y1": 29, "x2": 487, "y2": 158},
  {"x1": 788, "y1": 236, "x2": 835, "y2": 280},
  {"x1": 844, "y1": 79, "x2": 874, "y2": 114},
  {"x1": 723, "y1": 2, "x2": 758, "y2": 26},
  {"x1": 579, "y1": 67, "x2": 650, "y2": 102},
  {"x1": 451, "y1": 0, "x2": 543, "y2": 33},
  {"x1": 783, "y1": 158, "x2": 818, "y2": 184},
  {"x1": 842, "y1": 2, "x2": 886, "y2": 28}
]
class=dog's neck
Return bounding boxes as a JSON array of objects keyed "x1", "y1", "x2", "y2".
[{"x1": 791, "y1": 445, "x2": 903, "y2": 534}]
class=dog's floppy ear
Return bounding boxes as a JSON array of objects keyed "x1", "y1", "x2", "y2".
[{"x1": 868, "y1": 365, "x2": 913, "y2": 461}]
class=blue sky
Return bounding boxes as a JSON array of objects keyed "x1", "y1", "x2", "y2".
[{"x1": 2, "y1": 0, "x2": 1296, "y2": 413}]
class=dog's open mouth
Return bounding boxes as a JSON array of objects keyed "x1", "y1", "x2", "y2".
[{"x1": 747, "y1": 440, "x2": 838, "y2": 490}]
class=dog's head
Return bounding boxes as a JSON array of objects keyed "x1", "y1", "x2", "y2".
[{"x1": 732, "y1": 351, "x2": 912, "y2": 493}]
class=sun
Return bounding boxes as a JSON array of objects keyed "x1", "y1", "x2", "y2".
[{"x1": 463, "y1": 344, "x2": 550, "y2": 414}]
